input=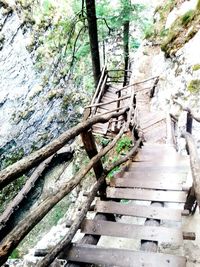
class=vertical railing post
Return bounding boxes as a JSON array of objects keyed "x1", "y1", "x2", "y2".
[
  {"x1": 186, "y1": 111, "x2": 193, "y2": 154},
  {"x1": 81, "y1": 110, "x2": 106, "y2": 198}
]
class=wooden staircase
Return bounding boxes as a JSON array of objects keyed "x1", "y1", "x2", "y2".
[{"x1": 64, "y1": 143, "x2": 193, "y2": 266}]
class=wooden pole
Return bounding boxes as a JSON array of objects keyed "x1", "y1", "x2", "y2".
[
  {"x1": 0, "y1": 109, "x2": 127, "y2": 190},
  {"x1": 182, "y1": 132, "x2": 200, "y2": 209}
]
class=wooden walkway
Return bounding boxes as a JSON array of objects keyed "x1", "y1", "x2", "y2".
[
  {"x1": 64, "y1": 143, "x2": 192, "y2": 266},
  {"x1": 63, "y1": 73, "x2": 194, "y2": 266}
]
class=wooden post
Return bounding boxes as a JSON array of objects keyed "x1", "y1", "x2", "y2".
[{"x1": 186, "y1": 111, "x2": 193, "y2": 134}]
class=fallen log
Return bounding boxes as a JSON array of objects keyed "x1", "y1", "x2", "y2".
[
  {"x1": 0, "y1": 125, "x2": 125, "y2": 266},
  {"x1": 35, "y1": 138, "x2": 141, "y2": 267},
  {"x1": 0, "y1": 109, "x2": 128, "y2": 190},
  {"x1": 182, "y1": 132, "x2": 200, "y2": 208}
]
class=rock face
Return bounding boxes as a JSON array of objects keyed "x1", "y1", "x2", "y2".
[
  {"x1": 131, "y1": 0, "x2": 200, "y2": 152},
  {"x1": 0, "y1": 2, "x2": 88, "y2": 168}
]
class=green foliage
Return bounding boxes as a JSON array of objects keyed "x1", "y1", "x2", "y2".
[
  {"x1": 161, "y1": 6, "x2": 200, "y2": 57},
  {"x1": 9, "y1": 248, "x2": 20, "y2": 259},
  {"x1": 130, "y1": 37, "x2": 140, "y2": 49},
  {"x1": 116, "y1": 136, "x2": 132, "y2": 154},
  {"x1": 192, "y1": 64, "x2": 200, "y2": 71},
  {"x1": 0, "y1": 175, "x2": 26, "y2": 213},
  {"x1": 181, "y1": 10, "x2": 195, "y2": 25},
  {"x1": 187, "y1": 80, "x2": 200, "y2": 94},
  {"x1": 144, "y1": 22, "x2": 155, "y2": 39}
]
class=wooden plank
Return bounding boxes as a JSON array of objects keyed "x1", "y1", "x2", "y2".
[
  {"x1": 123, "y1": 172, "x2": 187, "y2": 181},
  {"x1": 95, "y1": 200, "x2": 182, "y2": 221},
  {"x1": 129, "y1": 164, "x2": 189, "y2": 172},
  {"x1": 81, "y1": 219, "x2": 183, "y2": 243},
  {"x1": 66, "y1": 244, "x2": 186, "y2": 267},
  {"x1": 106, "y1": 187, "x2": 187, "y2": 203},
  {"x1": 111, "y1": 177, "x2": 184, "y2": 191}
]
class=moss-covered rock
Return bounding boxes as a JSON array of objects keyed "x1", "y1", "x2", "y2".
[
  {"x1": 161, "y1": 5, "x2": 200, "y2": 57},
  {"x1": 187, "y1": 79, "x2": 200, "y2": 94},
  {"x1": 192, "y1": 64, "x2": 200, "y2": 71}
]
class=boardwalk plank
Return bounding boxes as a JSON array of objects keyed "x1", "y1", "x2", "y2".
[
  {"x1": 66, "y1": 244, "x2": 186, "y2": 267},
  {"x1": 106, "y1": 187, "x2": 187, "y2": 203},
  {"x1": 111, "y1": 177, "x2": 183, "y2": 191},
  {"x1": 81, "y1": 219, "x2": 183, "y2": 243},
  {"x1": 95, "y1": 200, "x2": 182, "y2": 221}
]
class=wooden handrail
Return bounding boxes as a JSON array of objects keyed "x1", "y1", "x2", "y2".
[
  {"x1": 182, "y1": 132, "x2": 200, "y2": 211},
  {"x1": 91, "y1": 74, "x2": 108, "y2": 116},
  {"x1": 0, "y1": 109, "x2": 127, "y2": 190},
  {"x1": 115, "y1": 76, "x2": 159, "y2": 93},
  {"x1": 85, "y1": 95, "x2": 131, "y2": 109},
  {"x1": 91, "y1": 65, "x2": 107, "y2": 105}
]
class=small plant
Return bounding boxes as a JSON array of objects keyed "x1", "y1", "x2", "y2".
[
  {"x1": 192, "y1": 64, "x2": 200, "y2": 71},
  {"x1": 9, "y1": 248, "x2": 20, "y2": 259},
  {"x1": 181, "y1": 10, "x2": 195, "y2": 26},
  {"x1": 116, "y1": 136, "x2": 132, "y2": 154},
  {"x1": 187, "y1": 79, "x2": 200, "y2": 94}
]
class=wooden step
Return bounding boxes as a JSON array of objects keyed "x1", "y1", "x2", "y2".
[
  {"x1": 81, "y1": 219, "x2": 183, "y2": 243},
  {"x1": 66, "y1": 244, "x2": 186, "y2": 267},
  {"x1": 122, "y1": 172, "x2": 187, "y2": 181},
  {"x1": 95, "y1": 200, "x2": 182, "y2": 221},
  {"x1": 111, "y1": 177, "x2": 184, "y2": 191},
  {"x1": 129, "y1": 164, "x2": 189, "y2": 172},
  {"x1": 106, "y1": 187, "x2": 187, "y2": 203}
]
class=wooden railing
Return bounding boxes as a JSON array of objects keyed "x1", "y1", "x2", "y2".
[
  {"x1": 173, "y1": 100, "x2": 200, "y2": 214},
  {"x1": 0, "y1": 65, "x2": 142, "y2": 266}
]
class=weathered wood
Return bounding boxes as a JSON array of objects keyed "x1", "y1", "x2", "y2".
[
  {"x1": 115, "y1": 76, "x2": 159, "y2": 93},
  {"x1": 91, "y1": 66, "x2": 106, "y2": 105},
  {"x1": 91, "y1": 74, "x2": 108, "y2": 116},
  {"x1": 94, "y1": 106, "x2": 127, "y2": 117},
  {"x1": 36, "y1": 176, "x2": 105, "y2": 267},
  {"x1": 0, "y1": 109, "x2": 127, "y2": 190},
  {"x1": 81, "y1": 219, "x2": 183, "y2": 243},
  {"x1": 122, "y1": 171, "x2": 187, "y2": 181},
  {"x1": 129, "y1": 164, "x2": 189, "y2": 171},
  {"x1": 106, "y1": 187, "x2": 187, "y2": 203},
  {"x1": 64, "y1": 244, "x2": 186, "y2": 267},
  {"x1": 95, "y1": 200, "x2": 182, "y2": 221},
  {"x1": 141, "y1": 202, "x2": 163, "y2": 252},
  {"x1": 111, "y1": 177, "x2": 184, "y2": 191},
  {"x1": 182, "y1": 132, "x2": 200, "y2": 209},
  {"x1": 35, "y1": 138, "x2": 142, "y2": 266},
  {"x1": 0, "y1": 127, "x2": 125, "y2": 266},
  {"x1": 81, "y1": 130, "x2": 103, "y2": 179},
  {"x1": 85, "y1": 95, "x2": 131, "y2": 109},
  {"x1": 126, "y1": 85, "x2": 135, "y2": 130}
]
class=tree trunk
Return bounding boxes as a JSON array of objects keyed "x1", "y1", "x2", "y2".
[
  {"x1": 122, "y1": 0, "x2": 130, "y2": 87},
  {"x1": 123, "y1": 20, "x2": 129, "y2": 86},
  {"x1": 85, "y1": 0, "x2": 101, "y2": 87}
]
